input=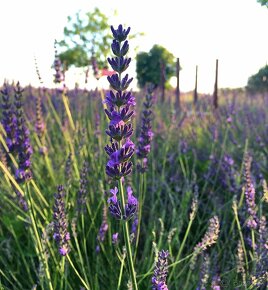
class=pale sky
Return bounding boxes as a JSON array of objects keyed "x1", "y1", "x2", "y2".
[{"x1": 0, "y1": 0, "x2": 267, "y2": 93}]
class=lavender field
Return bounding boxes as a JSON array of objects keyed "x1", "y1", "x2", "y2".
[{"x1": 0, "y1": 24, "x2": 267, "y2": 290}]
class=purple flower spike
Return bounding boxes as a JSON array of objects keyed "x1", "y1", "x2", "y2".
[
  {"x1": 96, "y1": 204, "x2": 109, "y2": 251},
  {"x1": 53, "y1": 185, "x2": 70, "y2": 256},
  {"x1": 105, "y1": 24, "x2": 137, "y2": 221},
  {"x1": 137, "y1": 84, "x2": 155, "y2": 173},
  {"x1": 53, "y1": 40, "x2": 64, "y2": 84},
  {"x1": 77, "y1": 161, "x2": 89, "y2": 213},
  {"x1": 152, "y1": 250, "x2": 169, "y2": 290},
  {"x1": 1, "y1": 83, "x2": 17, "y2": 153},
  {"x1": 14, "y1": 83, "x2": 33, "y2": 183},
  {"x1": 244, "y1": 155, "x2": 258, "y2": 229}
]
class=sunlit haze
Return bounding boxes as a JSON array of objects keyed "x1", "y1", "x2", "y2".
[{"x1": 1, "y1": 0, "x2": 267, "y2": 93}]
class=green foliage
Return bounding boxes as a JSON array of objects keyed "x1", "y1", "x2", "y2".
[
  {"x1": 0, "y1": 85, "x2": 268, "y2": 289},
  {"x1": 136, "y1": 45, "x2": 176, "y2": 88},
  {"x1": 58, "y1": 8, "x2": 113, "y2": 70},
  {"x1": 246, "y1": 64, "x2": 268, "y2": 93},
  {"x1": 257, "y1": 0, "x2": 268, "y2": 7}
]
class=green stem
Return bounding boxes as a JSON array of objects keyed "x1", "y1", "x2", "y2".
[
  {"x1": 118, "y1": 179, "x2": 138, "y2": 290},
  {"x1": 73, "y1": 229, "x2": 91, "y2": 287},
  {"x1": 117, "y1": 250, "x2": 126, "y2": 290},
  {"x1": 60, "y1": 257, "x2": 65, "y2": 290},
  {"x1": 26, "y1": 183, "x2": 53, "y2": 290},
  {"x1": 134, "y1": 171, "x2": 145, "y2": 262},
  {"x1": 233, "y1": 203, "x2": 249, "y2": 272},
  {"x1": 183, "y1": 269, "x2": 192, "y2": 290},
  {"x1": 62, "y1": 92, "x2": 76, "y2": 131},
  {"x1": 251, "y1": 229, "x2": 256, "y2": 271},
  {"x1": 168, "y1": 216, "x2": 194, "y2": 283},
  {"x1": 211, "y1": 125, "x2": 229, "y2": 191},
  {"x1": 66, "y1": 254, "x2": 90, "y2": 290}
]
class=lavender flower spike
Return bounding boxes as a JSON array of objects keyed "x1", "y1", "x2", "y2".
[
  {"x1": 105, "y1": 24, "x2": 137, "y2": 219},
  {"x1": 53, "y1": 40, "x2": 64, "y2": 84},
  {"x1": 190, "y1": 216, "x2": 220, "y2": 270},
  {"x1": 1, "y1": 83, "x2": 17, "y2": 153},
  {"x1": 243, "y1": 154, "x2": 258, "y2": 229},
  {"x1": 53, "y1": 185, "x2": 70, "y2": 256},
  {"x1": 152, "y1": 250, "x2": 169, "y2": 290},
  {"x1": 14, "y1": 82, "x2": 33, "y2": 183},
  {"x1": 137, "y1": 84, "x2": 154, "y2": 173}
]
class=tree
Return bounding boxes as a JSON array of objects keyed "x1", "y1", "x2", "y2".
[
  {"x1": 257, "y1": 0, "x2": 268, "y2": 7},
  {"x1": 136, "y1": 45, "x2": 176, "y2": 89},
  {"x1": 58, "y1": 8, "x2": 113, "y2": 71},
  {"x1": 246, "y1": 64, "x2": 268, "y2": 94}
]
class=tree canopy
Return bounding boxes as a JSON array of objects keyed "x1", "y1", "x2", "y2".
[
  {"x1": 257, "y1": 0, "x2": 268, "y2": 7},
  {"x1": 58, "y1": 8, "x2": 113, "y2": 71},
  {"x1": 246, "y1": 64, "x2": 268, "y2": 93},
  {"x1": 136, "y1": 45, "x2": 176, "y2": 88}
]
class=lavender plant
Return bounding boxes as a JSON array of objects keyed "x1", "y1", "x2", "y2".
[
  {"x1": 1, "y1": 22, "x2": 268, "y2": 290},
  {"x1": 104, "y1": 24, "x2": 138, "y2": 289}
]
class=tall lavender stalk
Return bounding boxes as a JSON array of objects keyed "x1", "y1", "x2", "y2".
[
  {"x1": 53, "y1": 40, "x2": 64, "y2": 84},
  {"x1": 14, "y1": 83, "x2": 33, "y2": 184},
  {"x1": 135, "y1": 84, "x2": 154, "y2": 259},
  {"x1": 152, "y1": 250, "x2": 169, "y2": 290},
  {"x1": 243, "y1": 154, "x2": 258, "y2": 229},
  {"x1": 190, "y1": 216, "x2": 220, "y2": 270},
  {"x1": 1, "y1": 83, "x2": 17, "y2": 153},
  {"x1": 136, "y1": 83, "x2": 154, "y2": 173},
  {"x1": 35, "y1": 91, "x2": 45, "y2": 142},
  {"x1": 104, "y1": 24, "x2": 138, "y2": 289},
  {"x1": 1, "y1": 82, "x2": 32, "y2": 209}
]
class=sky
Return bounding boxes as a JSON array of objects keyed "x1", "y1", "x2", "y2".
[{"x1": 0, "y1": 0, "x2": 267, "y2": 93}]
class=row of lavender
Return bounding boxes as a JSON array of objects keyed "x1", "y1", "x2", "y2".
[{"x1": 0, "y1": 24, "x2": 267, "y2": 289}]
